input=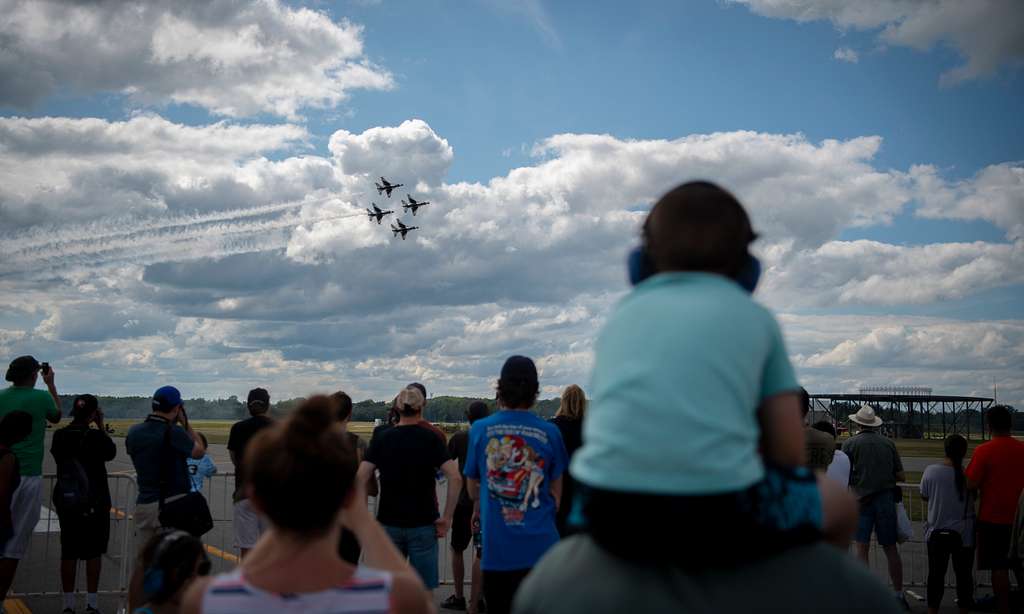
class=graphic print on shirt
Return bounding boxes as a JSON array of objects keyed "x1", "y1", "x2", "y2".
[{"x1": 485, "y1": 426, "x2": 549, "y2": 525}]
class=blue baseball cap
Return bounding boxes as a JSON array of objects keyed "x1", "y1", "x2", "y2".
[{"x1": 152, "y1": 386, "x2": 183, "y2": 412}]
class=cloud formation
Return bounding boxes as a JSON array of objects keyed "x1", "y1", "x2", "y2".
[
  {"x1": 833, "y1": 47, "x2": 859, "y2": 63},
  {"x1": 0, "y1": 0, "x2": 393, "y2": 117},
  {"x1": 729, "y1": 0, "x2": 1024, "y2": 84},
  {"x1": 1, "y1": 117, "x2": 1020, "y2": 403}
]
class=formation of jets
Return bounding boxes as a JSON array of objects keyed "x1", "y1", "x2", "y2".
[{"x1": 367, "y1": 177, "x2": 432, "y2": 240}]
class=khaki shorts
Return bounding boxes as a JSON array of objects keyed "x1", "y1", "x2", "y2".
[
  {"x1": 133, "y1": 494, "x2": 186, "y2": 557},
  {"x1": 233, "y1": 499, "x2": 267, "y2": 549},
  {"x1": 2, "y1": 476, "x2": 42, "y2": 559}
]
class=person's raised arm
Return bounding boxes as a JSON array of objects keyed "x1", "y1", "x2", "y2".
[
  {"x1": 758, "y1": 391, "x2": 805, "y2": 468},
  {"x1": 178, "y1": 408, "x2": 205, "y2": 459},
  {"x1": 437, "y1": 459, "x2": 462, "y2": 538},
  {"x1": 43, "y1": 366, "x2": 61, "y2": 424}
]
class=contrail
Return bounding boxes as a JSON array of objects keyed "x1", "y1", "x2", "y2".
[
  {"x1": 0, "y1": 193, "x2": 349, "y2": 253},
  {"x1": 0, "y1": 198, "x2": 369, "y2": 276}
]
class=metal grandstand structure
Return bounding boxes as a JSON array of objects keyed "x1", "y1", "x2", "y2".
[{"x1": 808, "y1": 386, "x2": 995, "y2": 440}]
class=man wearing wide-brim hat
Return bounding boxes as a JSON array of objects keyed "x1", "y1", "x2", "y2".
[{"x1": 842, "y1": 405, "x2": 909, "y2": 610}]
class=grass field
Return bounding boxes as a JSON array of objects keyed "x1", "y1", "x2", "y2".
[
  {"x1": 102, "y1": 419, "x2": 461, "y2": 444},
  {"x1": 104, "y1": 419, "x2": 381, "y2": 444}
]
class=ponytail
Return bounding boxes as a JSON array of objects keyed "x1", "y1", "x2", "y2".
[{"x1": 944, "y1": 434, "x2": 968, "y2": 501}]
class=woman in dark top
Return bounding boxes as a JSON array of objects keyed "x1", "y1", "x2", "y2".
[
  {"x1": 51, "y1": 394, "x2": 117, "y2": 614},
  {"x1": 549, "y1": 385, "x2": 587, "y2": 536}
]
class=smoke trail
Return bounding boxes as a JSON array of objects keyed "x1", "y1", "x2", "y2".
[{"x1": 0, "y1": 197, "x2": 370, "y2": 276}]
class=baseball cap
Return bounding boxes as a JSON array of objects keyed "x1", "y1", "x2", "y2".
[
  {"x1": 247, "y1": 387, "x2": 270, "y2": 408},
  {"x1": 467, "y1": 400, "x2": 490, "y2": 423},
  {"x1": 5, "y1": 355, "x2": 40, "y2": 382},
  {"x1": 72, "y1": 394, "x2": 98, "y2": 419},
  {"x1": 499, "y1": 355, "x2": 538, "y2": 386},
  {"x1": 152, "y1": 386, "x2": 183, "y2": 412}
]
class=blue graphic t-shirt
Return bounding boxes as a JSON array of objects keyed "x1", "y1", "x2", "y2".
[{"x1": 465, "y1": 410, "x2": 568, "y2": 571}]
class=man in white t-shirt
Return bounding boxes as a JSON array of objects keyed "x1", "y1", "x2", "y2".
[{"x1": 812, "y1": 422, "x2": 850, "y2": 487}]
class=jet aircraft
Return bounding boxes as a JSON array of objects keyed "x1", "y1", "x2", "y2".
[
  {"x1": 391, "y1": 219, "x2": 419, "y2": 240},
  {"x1": 366, "y1": 203, "x2": 394, "y2": 224},
  {"x1": 401, "y1": 195, "x2": 430, "y2": 216},
  {"x1": 375, "y1": 177, "x2": 404, "y2": 198}
]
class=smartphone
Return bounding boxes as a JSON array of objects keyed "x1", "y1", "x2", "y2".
[{"x1": 40, "y1": 362, "x2": 51, "y2": 375}]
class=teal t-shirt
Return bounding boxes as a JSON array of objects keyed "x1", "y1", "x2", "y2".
[
  {"x1": 571, "y1": 272, "x2": 799, "y2": 495},
  {"x1": 0, "y1": 385, "x2": 60, "y2": 476}
]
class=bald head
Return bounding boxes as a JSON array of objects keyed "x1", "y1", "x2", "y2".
[{"x1": 644, "y1": 181, "x2": 755, "y2": 277}]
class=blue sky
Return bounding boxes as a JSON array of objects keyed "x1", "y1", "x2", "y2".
[{"x1": 0, "y1": 0, "x2": 1021, "y2": 403}]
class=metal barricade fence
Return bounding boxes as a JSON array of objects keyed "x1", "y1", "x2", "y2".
[
  {"x1": 858, "y1": 483, "x2": 990, "y2": 590},
  {"x1": 9, "y1": 474, "x2": 136, "y2": 602},
  {"x1": 15, "y1": 475, "x2": 988, "y2": 606}
]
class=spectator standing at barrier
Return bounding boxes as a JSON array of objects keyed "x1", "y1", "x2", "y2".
[
  {"x1": 813, "y1": 421, "x2": 851, "y2": 487},
  {"x1": 51, "y1": 394, "x2": 117, "y2": 614},
  {"x1": 966, "y1": 405, "x2": 1024, "y2": 614},
  {"x1": 183, "y1": 395, "x2": 432, "y2": 614},
  {"x1": 134, "y1": 529, "x2": 211, "y2": 614},
  {"x1": 549, "y1": 385, "x2": 586, "y2": 537},
  {"x1": 803, "y1": 389, "x2": 834, "y2": 473},
  {"x1": 227, "y1": 388, "x2": 274, "y2": 560},
  {"x1": 465, "y1": 356, "x2": 568, "y2": 614},
  {"x1": 126, "y1": 386, "x2": 205, "y2": 548},
  {"x1": 919, "y1": 434, "x2": 974, "y2": 614},
  {"x1": 0, "y1": 356, "x2": 61, "y2": 603},
  {"x1": 442, "y1": 400, "x2": 490, "y2": 612},
  {"x1": 126, "y1": 385, "x2": 206, "y2": 613},
  {"x1": 186, "y1": 433, "x2": 217, "y2": 494},
  {"x1": 0, "y1": 412, "x2": 32, "y2": 554},
  {"x1": 357, "y1": 386, "x2": 462, "y2": 595},
  {"x1": 843, "y1": 405, "x2": 908, "y2": 609},
  {"x1": 332, "y1": 390, "x2": 368, "y2": 565}
]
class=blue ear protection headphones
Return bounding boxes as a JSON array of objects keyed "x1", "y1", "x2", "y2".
[
  {"x1": 142, "y1": 530, "x2": 212, "y2": 601},
  {"x1": 627, "y1": 244, "x2": 761, "y2": 293}
]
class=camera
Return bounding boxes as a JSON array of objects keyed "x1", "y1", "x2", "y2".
[{"x1": 40, "y1": 362, "x2": 51, "y2": 375}]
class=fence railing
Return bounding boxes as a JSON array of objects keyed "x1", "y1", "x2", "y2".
[
  {"x1": 8, "y1": 474, "x2": 136, "y2": 601},
  {"x1": 9, "y1": 475, "x2": 991, "y2": 610}
]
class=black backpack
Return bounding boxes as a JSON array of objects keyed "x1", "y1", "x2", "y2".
[{"x1": 54, "y1": 430, "x2": 92, "y2": 516}]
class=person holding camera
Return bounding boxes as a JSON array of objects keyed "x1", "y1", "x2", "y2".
[
  {"x1": 126, "y1": 386, "x2": 206, "y2": 553},
  {"x1": 51, "y1": 394, "x2": 117, "y2": 614},
  {"x1": 0, "y1": 356, "x2": 62, "y2": 602}
]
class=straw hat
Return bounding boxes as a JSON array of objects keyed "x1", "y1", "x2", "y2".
[{"x1": 848, "y1": 405, "x2": 884, "y2": 428}]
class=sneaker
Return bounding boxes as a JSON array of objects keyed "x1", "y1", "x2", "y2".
[{"x1": 441, "y1": 595, "x2": 467, "y2": 611}]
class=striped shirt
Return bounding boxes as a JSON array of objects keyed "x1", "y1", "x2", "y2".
[{"x1": 201, "y1": 566, "x2": 393, "y2": 613}]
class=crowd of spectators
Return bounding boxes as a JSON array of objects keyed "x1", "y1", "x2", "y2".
[{"x1": 1, "y1": 182, "x2": 1023, "y2": 614}]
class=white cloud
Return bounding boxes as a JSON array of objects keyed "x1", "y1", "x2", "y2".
[
  {"x1": 762, "y1": 239, "x2": 1024, "y2": 307},
  {"x1": 729, "y1": 0, "x2": 1024, "y2": 84},
  {"x1": 0, "y1": 0, "x2": 393, "y2": 117},
  {"x1": 1, "y1": 117, "x2": 1022, "y2": 404},
  {"x1": 833, "y1": 47, "x2": 859, "y2": 63},
  {"x1": 912, "y1": 162, "x2": 1024, "y2": 240},
  {"x1": 329, "y1": 119, "x2": 455, "y2": 187}
]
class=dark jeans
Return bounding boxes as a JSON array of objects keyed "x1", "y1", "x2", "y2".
[
  {"x1": 927, "y1": 530, "x2": 974, "y2": 609},
  {"x1": 483, "y1": 568, "x2": 531, "y2": 614}
]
